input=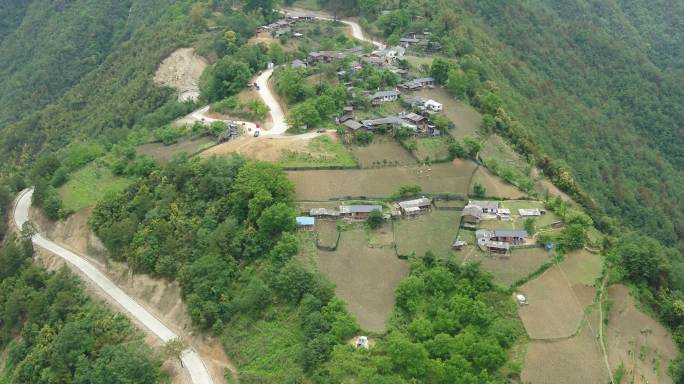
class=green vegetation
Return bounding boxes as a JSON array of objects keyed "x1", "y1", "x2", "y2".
[
  {"x1": 319, "y1": 257, "x2": 523, "y2": 382},
  {"x1": 210, "y1": 96, "x2": 270, "y2": 121},
  {"x1": 279, "y1": 136, "x2": 357, "y2": 168},
  {"x1": 58, "y1": 162, "x2": 131, "y2": 213},
  {"x1": 90, "y1": 156, "x2": 359, "y2": 381},
  {"x1": 0, "y1": 237, "x2": 166, "y2": 383}
]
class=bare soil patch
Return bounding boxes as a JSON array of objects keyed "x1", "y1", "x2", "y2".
[
  {"x1": 350, "y1": 137, "x2": 416, "y2": 168},
  {"x1": 318, "y1": 229, "x2": 408, "y2": 332},
  {"x1": 607, "y1": 284, "x2": 677, "y2": 384},
  {"x1": 470, "y1": 166, "x2": 527, "y2": 199},
  {"x1": 522, "y1": 325, "x2": 608, "y2": 384},
  {"x1": 138, "y1": 136, "x2": 215, "y2": 163},
  {"x1": 153, "y1": 48, "x2": 208, "y2": 102},
  {"x1": 201, "y1": 135, "x2": 309, "y2": 162},
  {"x1": 315, "y1": 220, "x2": 339, "y2": 247},
  {"x1": 288, "y1": 160, "x2": 476, "y2": 200},
  {"x1": 518, "y1": 263, "x2": 585, "y2": 339}
]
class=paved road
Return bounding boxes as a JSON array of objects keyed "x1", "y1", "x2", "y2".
[
  {"x1": 13, "y1": 189, "x2": 213, "y2": 384},
  {"x1": 254, "y1": 68, "x2": 287, "y2": 135}
]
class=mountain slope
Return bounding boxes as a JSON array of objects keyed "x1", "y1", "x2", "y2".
[{"x1": 0, "y1": 0, "x2": 182, "y2": 128}]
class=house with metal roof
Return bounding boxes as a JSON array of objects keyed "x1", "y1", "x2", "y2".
[
  {"x1": 468, "y1": 200, "x2": 500, "y2": 213},
  {"x1": 309, "y1": 208, "x2": 339, "y2": 218},
  {"x1": 461, "y1": 205, "x2": 483, "y2": 226},
  {"x1": 491, "y1": 230, "x2": 529, "y2": 244},
  {"x1": 519, "y1": 208, "x2": 543, "y2": 217},
  {"x1": 339, "y1": 205, "x2": 382, "y2": 219},
  {"x1": 398, "y1": 198, "x2": 432, "y2": 215},
  {"x1": 296, "y1": 216, "x2": 315, "y2": 231},
  {"x1": 368, "y1": 90, "x2": 400, "y2": 104}
]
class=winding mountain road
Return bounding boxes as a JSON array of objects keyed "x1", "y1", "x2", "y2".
[
  {"x1": 13, "y1": 189, "x2": 213, "y2": 384},
  {"x1": 187, "y1": 9, "x2": 383, "y2": 137}
]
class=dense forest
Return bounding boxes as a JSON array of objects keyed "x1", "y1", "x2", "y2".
[{"x1": 0, "y1": 236, "x2": 167, "y2": 383}]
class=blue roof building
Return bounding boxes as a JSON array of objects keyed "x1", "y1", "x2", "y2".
[{"x1": 296, "y1": 216, "x2": 315, "y2": 226}]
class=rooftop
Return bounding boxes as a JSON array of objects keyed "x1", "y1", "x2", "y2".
[
  {"x1": 296, "y1": 216, "x2": 315, "y2": 226},
  {"x1": 493, "y1": 230, "x2": 529, "y2": 238},
  {"x1": 339, "y1": 205, "x2": 383, "y2": 214},
  {"x1": 398, "y1": 198, "x2": 431, "y2": 210},
  {"x1": 469, "y1": 200, "x2": 500, "y2": 210},
  {"x1": 369, "y1": 90, "x2": 400, "y2": 99}
]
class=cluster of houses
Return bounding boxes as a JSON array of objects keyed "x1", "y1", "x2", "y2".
[
  {"x1": 399, "y1": 31, "x2": 441, "y2": 51},
  {"x1": 256, "y1": 15, "x2": 314, "y2": 38},
  {"x1": 297, "y1": 198, "x2": 434, "y2": 230},
  {"x1": 458, "y1": 200, "x2": 546, "y2": 255},
  {"x1": 339, "y1": 110, "x2": 442, "y2": 137}
]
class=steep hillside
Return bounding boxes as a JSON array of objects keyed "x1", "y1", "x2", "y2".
[{"x1": 0, "y1": 0, "x2": 184, "y2": 128}]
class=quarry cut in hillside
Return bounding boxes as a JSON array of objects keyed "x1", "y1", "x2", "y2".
[{"x1": 154, "y1": 48, "x2": 208, "y2": 102}]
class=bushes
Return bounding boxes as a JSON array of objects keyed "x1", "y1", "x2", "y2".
[{"x1": 211, "y1": 97, "x2": 270, "y2": 121}]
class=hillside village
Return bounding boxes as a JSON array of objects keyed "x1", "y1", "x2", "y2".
[{"x1": 4, "y1": 3, "x2": 681, "y2": 384}]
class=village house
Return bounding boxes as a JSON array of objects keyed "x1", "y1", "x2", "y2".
[
  {"x1": 402, "y1": 112, "x2": 428, "y2": 132},
  {"x1": 451, "y1": 239, "x2": 467, "y2": 250},
  {"x1": 461, "y1": 205, "x2": 483, "y2": 226},
  {"x1": 469, "y1": 200, "x2": 500, "y2": 214},
  {"x1": 424, "y1": 99, "x2": 443, "y2": 112},
  {"x1": 399, "y1": 37, "x2": 422, "y2": 47},
  {"x1": 371, "y1": 46, "x2": 406, "y2": 64},
  {"x1": 399, "y1": 77, "x2": 434, "y2": 91},
  {"x1": 308, "y1": 47, "x2": 362, "y2": 63},
  {"x1": 497, "y1": 208, "x2": 511, "y2": 221},
  {"x1": 476, "y1": 229, "x2": 511, "y2": 255},
  {"x1": 309, "y1": 208, "x2": 340, "y2": 219},
  {"x1": 340, "y1": 117, "x2": 368, "y2": 133},
  {"x1": 368, "y1": 90, "x2": 400, "y2": 105},
  {"x1": 362, "y1": 116, "x2": 415, "y2": 131},
  {"x1": 339, "y1": 205, "x2": 383, "y2": 219},
  {"x1": 397, "y1": 197, "x2": 432, "y2": 216},
  {"x1": 296, "y1": 216, "x2": 315, "y2": 231},
  {"x1": 369, "y1": 91, "x2": 399, "y2": 105},
  {"x1": 361, "y1": 56, "x2": 386, "y2": 67},
  {"x1": 519, "y1": 208, "x2": 544, "y2": 217},
  {"x1": 490, "y1": 230, "x2": 529, "y2": 245}
]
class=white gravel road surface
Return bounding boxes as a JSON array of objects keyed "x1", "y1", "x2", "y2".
[{"x1": 13, "y1": 189, "x2": 213, "y2": 384}]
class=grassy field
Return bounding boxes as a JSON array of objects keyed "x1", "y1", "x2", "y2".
[
  {"x1": 58, "y1": 162, "x2": 131, "y2": 212},
  {"x1": 606, "y1": 285, "x2": 678, "y2": 384},
  {"x1": 518, "y1": 263, "x2": 586, "y2": 339},
  {"x1": 315, "y1": 220, "x2": 339, "y2": 248},
  {"x1": 288, "y1": 160, "x2": 476, "y2": 200},
  {"x1": 393, "y1": 210, "x2": 461, "y2": 257},
  {"x1": 278, "y1": 135, "x2": 357, "y2": 168},
  {"x1": 477, "y1": 247, "x2": 550, "y2": 287},
  {"x1": 291, "y1": 0, "x2": 321, "y2": 10},
  {"x1": 470, "y1": 166, "x2": 528, "y2": 199},
  {"x1": 137, "y1": 136, "x2": 215, "y2": 163},
  {"x1": 404, "y1": 55, "x2": 435, "y2": 68},
  {"x1": 413, "y1": 88, "x2": 482, "y2": 140},
  {"x1": 405, "y1": 136, "x2": 451, "y2": 162},
  {"x1": 317, "y1": 228, "x2": 408, "y2": 332},
  {"x1": 522, "y1": 325, "x2": 608, "y2": 384},
  {"x1": 480, "y1": 135, "x2": 535, "y2": 193},
  {"x1": 350, "y1": 137, "x2": 416, "y2": 168}
]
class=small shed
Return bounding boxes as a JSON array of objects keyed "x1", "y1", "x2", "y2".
[
  {"x1": 398, "y1": 197, "x2": 432, "y2": 215},
  {"x1": 519, "y1": 208, "x2": 543, "y2": 217},
  {"x1": 497, "y1": 208, "x2": 511, "y2": 221},
  {"x1": 296, "y1": 216, "x2": 315, "y2": 231}
]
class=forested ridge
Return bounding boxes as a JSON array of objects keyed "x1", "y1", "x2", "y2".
[{"x1": 0, "y1": 236, "x2": 167, "y2": 383}]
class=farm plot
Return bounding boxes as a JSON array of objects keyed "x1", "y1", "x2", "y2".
[
  {"x1": 394, "y1": 210, "x2": 461, "y2": 257},
  {"x1": 317, "y1": 229, "x2": 409, "y2": 332},
  {"x1": 405, "y1": 136, "x2": 451, "y2": 162},
  {"x1": 137, "y1": 136, "x2": 215, "y2": 163},
  {"x1": 517, "y1": 263, "x2": 586, "y2": 339},
  {"x1": 350, "y1": 137, "x2": 416, "y2": 168},
  {"x1": 288, "y1": 160, "x2": 476, "y2": 200},
  {"x1": 522, "y1": 325, "x2": 608, "y2": 384},
  {"x1": 473, "y1": 247, "x2": 550, "y2": 287},
  {"x1": 470, "y1": 166, "x2": 528, "y2": 199},
  {"x1": 606, "y1": 284, "x2": 678, "y2": 384},
  {"x1": 315, "y1": 220, "x2": 339, "y2": 248},
  {"x1": 559, "y1": 250, "x2": 602, "y2": 286},
  {"x1": 413, "y1": 88, "x2": 481, "y2": 140}
]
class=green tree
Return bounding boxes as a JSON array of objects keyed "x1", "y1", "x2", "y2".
[
  {"x1": 614, "y1": 234, "x2": 668, "y2": 286},
  {"x1": 367, "y1": 210, "x2": 384, "y2": 229},
  {"x1": 200, "y1": 57, "x2": 252, "y2": 102},
  {"x1": 472, "y1": 182, "x2": 486, "y2": 198}
]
